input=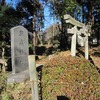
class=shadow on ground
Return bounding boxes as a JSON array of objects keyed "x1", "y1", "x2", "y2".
[{"x1": 57, "y1": 96, "x2": 70, "y2": 100}]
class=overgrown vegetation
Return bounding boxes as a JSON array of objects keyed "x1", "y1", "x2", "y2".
[
  {"x1": 0, "y1": 51, "x2": 100, "y2": 100},
  {"x1": 42, "y1": 55, "x2": 100, "y2": 100},
  {"x1": 0, "y1": 72, "x2": 31, "y2": 100}
]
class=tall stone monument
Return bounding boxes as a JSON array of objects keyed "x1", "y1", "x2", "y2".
[
  {"x1": 11, "y1": 26, "x2": 29, "y2": 74},
  {"x1": 7, "y1": 26, "x2": 29, "y2": 83}
]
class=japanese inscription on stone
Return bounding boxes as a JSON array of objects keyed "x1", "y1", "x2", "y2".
[{"x1": 11, "y1": 26, "x2": 29, "y2": 73}]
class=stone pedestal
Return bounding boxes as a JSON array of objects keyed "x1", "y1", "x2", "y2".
[
  {"x1": 7, "y1": 70, "x2": 29, "y2": 83},
  {"x1": 7, "y1": 64, "x2": 43, "y2": 83}
]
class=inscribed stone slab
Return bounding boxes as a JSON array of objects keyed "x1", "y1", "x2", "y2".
[{"x1": 11, "y1": 26, "x2": 29, "y2": 73}]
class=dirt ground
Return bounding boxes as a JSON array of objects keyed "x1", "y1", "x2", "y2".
[
  {"x1": 91, "y1": 56, "x2": 100, "y2": 68},
  {"x1": 89, "y1": 46, "x2": 100, "y2": 69}
]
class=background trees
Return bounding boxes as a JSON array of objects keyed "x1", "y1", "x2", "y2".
[
  {"x1": 16, "y1": 0, "x2": 44, "y2": 31},
  {"x1": 76, "y1": 0, "x2": 100, "y2": 45},
  {"x1": 47, "y1": 0, "x2": 79, "y2": 49},
  {"x1": 48, "y1": 0, "x2": 100, "y2": 47},
  {"x1": 0, "y1": 1, "x2": 21, "y2": 71},
  {"x1": 0, "y1": 0, "x2": 44, "y2": 71},
  {"x1": 0, "y1": 0, "x2": 100, "y2": 72}
]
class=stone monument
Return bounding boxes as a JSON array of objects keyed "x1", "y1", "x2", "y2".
[
  {"x1": 11, "y1": 26, "x2": 29, "y2": 73},
  {"x1": 7, "y1": 26, "x2": 29, "y2": 83}
]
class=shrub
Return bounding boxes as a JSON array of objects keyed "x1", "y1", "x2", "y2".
[
  {"x1": 41, "y1": 55, "x2": 100, "y2": 100},
  {"x1": 0, "y1": 72, "x2": 31, "y2": 100}
]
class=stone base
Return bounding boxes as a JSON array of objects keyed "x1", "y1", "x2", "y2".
[
  {"x1": 7, "y1": 64, "x2": 43, "y2": 83},
  {"x1": 7, "y1": 70, "x2": 29, "y2": 83}
]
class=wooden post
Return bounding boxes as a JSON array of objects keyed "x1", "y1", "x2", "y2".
[{"x1": 28, "y1": 55, "x2": 39, "y2": 100}]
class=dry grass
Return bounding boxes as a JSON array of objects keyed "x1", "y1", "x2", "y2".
[{"x1": 41, "y1": 55, "x2": 100, "y2": 100}]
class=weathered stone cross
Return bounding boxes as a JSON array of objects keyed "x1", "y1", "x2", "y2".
[{"x1": 64, "y1": 14, "x2": 91, "y2": 59}]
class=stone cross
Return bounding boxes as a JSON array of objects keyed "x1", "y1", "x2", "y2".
[
  {"x1": 79, "y1": 25, "x2": 90, "y2": 59},
  {"x1": 67, "y1": 26, "x2": 78, "y2": 56},
  {"x1": 64, "y1": 14, "x2": 84, "y2": 28},
  {"x1": 77, "y1": 35, "x2": 85, "y2": 46},
  {"x1": 85, "y1": 35, "x2": 89, "y2": 59},
  {"x1": 64, "y1": 14, "x2": 90, "y2": 59}
]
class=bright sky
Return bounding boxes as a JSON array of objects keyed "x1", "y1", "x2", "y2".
[
  {"x1": 6, "y1": 0, "x2": 19, "y2": 7},
  {"x1": 44, "y1": 6, "x2": 55, "y2": 29},
  {"x1": 6, "y1": 0, "x2": 13, "y2": 5},
  {"x1": 44, "y1": 5, "x2": 60, "y2": 30},
  {"x1": 6, "y1": 0, "x2": 11, "y2": 3},
  {"x1": 5, "y1": 0, "x2": 59, "y2": 30}
]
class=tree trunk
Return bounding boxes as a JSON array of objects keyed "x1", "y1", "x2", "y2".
[
  {"x1": 82, "y1": 0, "x2": 85, "y2": 23},
  {"x1": 88, "y1": 0, "x2": 94, "y2": 25},
  {"x1": 2, "y1": 47, "x2": 6, "y2": 72}
]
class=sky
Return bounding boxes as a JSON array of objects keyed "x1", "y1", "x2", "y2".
[
  {"x1": 43, "y1": 6, "x2": 59, "y2": 30},
  {"x1": 5, "y1": 0, "x2": 59, "y2": 30},
  {"x1": 6, "y1": 0, "x2": 18, "y2": 7},
  {"x1": 6, "y1": 0, "x2": 11, "y2": 3}
]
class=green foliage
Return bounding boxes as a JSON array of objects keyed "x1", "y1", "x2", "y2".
[
  {"x1": 47, "y1": 0, "x2": 78, "y2": 49},
  {"x1": 0, "y1": 3, "x2": 21, "y2": 72},
  {"x1": 49, "y1": 0, "x2": 77, "y2": 19},
  {"x1": 0, "y1": 72, "x2": 9, "y2": 99},
  {"x1": 1, "y1": 92, "x2": 13, "y2": 100},
  {"x1": 42, "y1": 55, "x2": 100, "y2": 100},
  {"x1": 0, "y1": 5, "x2": 20, "y2": 35},
  {"x1": 16, "y1": 0, "x2": 44, "y2": 31},
  {"x1": 0, "y1": 3, "x2": 21, "y2": 51},
  {"x1": 0, "y1": 72, "x2": 31, "y2": 100}
]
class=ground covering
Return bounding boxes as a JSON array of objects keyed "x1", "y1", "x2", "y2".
[
  {"x1": 42, "y1": 55, "x2": 100, "y2": 100},
  {"x1": 0, "y1": 72, "x2": 31, "y2": 100},
  {"x1": 0, "y1": 48, "x2": 100, "y2": 100}
]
